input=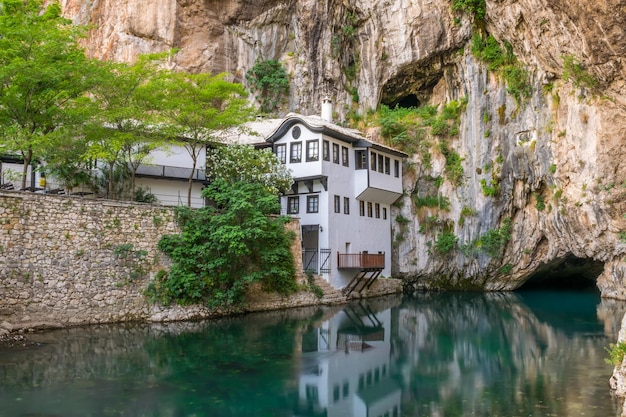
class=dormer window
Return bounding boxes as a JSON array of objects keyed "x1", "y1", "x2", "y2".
[
  {"x1": 275, "y1": 144, "x2": 286, "y2": 164},
  {"x1": 290, "y1": 142, "x2": 302, "y2": 163}
]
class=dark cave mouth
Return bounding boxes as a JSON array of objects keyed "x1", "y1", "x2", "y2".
[
  {"x1": 516, "y1": 256, "x2": 604, "y2": 291},
  {"x1": 381, "y1": 94, "x2": 420, "y2": 109}
]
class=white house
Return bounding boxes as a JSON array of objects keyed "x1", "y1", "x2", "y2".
[
  {"x1": 264, "y1": 100, "x2": 407, "y2": 291},
  {"x1": 0, "y1": 142, "x2": 207, "y2": 208},
  {"x1": 296, "y1": 305, "x2": 401, "y2": 417},
  {"x1": 132, "y1": 143, "x2": 207, "y2": 208}
]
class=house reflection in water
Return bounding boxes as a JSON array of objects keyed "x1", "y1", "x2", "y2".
[{"x1": 296, "y1": 304, "x2": 400, "y2": 417}]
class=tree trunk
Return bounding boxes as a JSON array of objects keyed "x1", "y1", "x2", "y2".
[
  {"x1": 20, "y1": 149, "x2": 32, "y2": 190},
  {"x1": 187, "y1": 153, "x2": 198, "y2": 207},
  {"x1": 108, "y1": 161, "x2": 115, "y2": 199}
]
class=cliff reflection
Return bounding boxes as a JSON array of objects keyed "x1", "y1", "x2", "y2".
[
  {"x1": 295, "y1": 291, "x2": 623, "y2": 417},
  {"x1": 0, "y1": 291, "x2": 623, "y2": 417}
]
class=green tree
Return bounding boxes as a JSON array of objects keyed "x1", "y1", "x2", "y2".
[
  {"x1": 41, "y1": 127, "x2": 93, "y2": 192},
  {"x1": 83, "y1": 55, "x2": 165, "y2": 200},
  {"x1": 152, "y1": 71, "x2": 255, "y2": 206},
  {"x1": 207, "y1": 144, "x2": 293, "y2": 194},
  {"x1": 0, "y1": 0, "x2": 95, "y2": 189},
  {"x1": 154, "y1": 179, "x2": 297, "y2": 307},
  {"x1": 246, "y1": 59, "x2": 290, "y2": 113}
]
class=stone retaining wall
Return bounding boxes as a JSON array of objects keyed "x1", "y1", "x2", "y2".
[
  {"x1": 0, "y1": 191, "x2": 402, "y2": 330},
  {"x1": 0, "y1": 191, "x2": 182, "y2": 326}
]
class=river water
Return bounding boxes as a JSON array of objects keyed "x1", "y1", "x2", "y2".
[{"x1": 0, "y1": 289, "x2": 624, "y2": 417}]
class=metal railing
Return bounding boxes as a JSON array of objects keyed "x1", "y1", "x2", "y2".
[
  {"x1": 135, "y1": 164, "x2": 206, "y2": 181},
  {"x1": 337, "y1": 252, "x2": 385, "y2": 269}
]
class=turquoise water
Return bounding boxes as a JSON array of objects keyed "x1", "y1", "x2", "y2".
[{"x1": 0, "y1": 290, "x2": 624, "y2": 416}]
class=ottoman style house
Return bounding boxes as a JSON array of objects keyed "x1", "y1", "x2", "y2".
[{"x1": 263, "y1": 100, "x2": 407, "y2": 292}]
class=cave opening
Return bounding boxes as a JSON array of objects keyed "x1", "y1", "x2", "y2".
[
  {"x1": 382, "y1": 94, "x2": 420, "y2": 109},
  {"x1": 516, "y1": 255, "x2": 604, "y2": 291}
]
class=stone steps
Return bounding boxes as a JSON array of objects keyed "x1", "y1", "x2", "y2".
[{"x1": 311, "y1": 276, "x2": 347, "y2": 305}]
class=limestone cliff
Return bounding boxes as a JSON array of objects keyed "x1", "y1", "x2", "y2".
[{"x1": 57, "y1": 0, "x2": 626, "y2": 298}]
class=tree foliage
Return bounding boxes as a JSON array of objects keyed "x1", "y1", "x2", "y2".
[
  {"x1": 245, "y1": 59, "x2": 290, "y2": 113},
  {"x1": 152, "y1": 71, "x2": 255, "y2": 206},
  {"x1": 451, "y1": 0, "x2": 486, "y2": 21},
  {"x1": 207, "y1": 144, "x2": 293, "y2": 194},
  {"x1": 152, "y1": 179, "x2": 298, "y2": 308},
  {"x1": 83, "y1": 54, "x2": 166, "y2": 199},
  {"x1": 0, "y1": 0, "x2": 95, "y2": 189}
]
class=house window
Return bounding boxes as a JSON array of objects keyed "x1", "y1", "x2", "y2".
[
  {"x1": 378, "y1": 154, "x2": 384, "y2": 173},
  {"x1": 341, "y1": 146, "x2": 349, "y2": 166},
  {"x1": 344, "y1": 197, "x2": 350, "y2": 214},
  {"x1": 287, "y1": 196, "x2": 299, "y2": 214},
  {"x1": 290, "y1": 142, "x2": 302, "y2": 163},
  {"x1": 367, "y1": 202, "x2": 373, "y2": 217},
  {"x1": 375, "y1": 203, "x2": 380, "y2": 218},
  {"x1": 332, "y1": 143, "x2": 339, "y2": 164},
  {"x1": 355, "y1": 150, "x2": 367, "y2": 169},
  {"x1": 359, "y1": 201, "x2": 365, "y2": 216},
  {"x1": 371, "y1": 152, "x2": 377, "y2": 171},
  {"x1": 394, "y1": 159, "x2": 400, "y2": 177},
  {"x1": 385, "y1": 157, "x2": 390, "y2": 174},
  {"x1": 383, "y1": 207, "x2": 387, "y2": 219},
  {"x1": 323, "y1": 140, "x2": 330, "y2": 161},
  {"x1": 334, "y1": 195, "x2": 340, "y2": 213},
  {"x1": 275, "y1": 144, "x2": 286, "y2": 164},
  {"x1": 307, "y1": 195, "x2": 319, "y2": 213},
  {"x1": 306, "y1": 140, "x2": 319, "y2": 161}
]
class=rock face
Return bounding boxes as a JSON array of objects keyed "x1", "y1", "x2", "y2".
[{"x1": 56, "y1": 0, "x2": 626, "y2": 296}]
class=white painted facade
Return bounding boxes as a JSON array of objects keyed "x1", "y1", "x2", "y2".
[
  {"x1": 0, "y1": 142, "x2": 207, "y2": 208},
  {"x1": 265, "y1": 112, "x2": 406, "y2": 289},
  {"x1": 133, "y1": 143, "x2": 207, "y2": 208},
  {"x1": 297, "y1": 306, "x2": 401, "y2": 417}
]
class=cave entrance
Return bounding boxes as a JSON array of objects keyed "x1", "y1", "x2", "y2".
[
  {"x1": 516, "y1": 255, "x2": 604, "y2": 291},
  {"x1": 382, "y1": 94, "x2": 420, "y2": 109}
]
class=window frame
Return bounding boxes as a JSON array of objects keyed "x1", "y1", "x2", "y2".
[
  {"x1": 307, "y1": 195, "x2": 319, "y2": 213},
  {"x1": 323, "y1": 140, "x2": 330, "y2": 161},
  {"x1": 306, "y1": 140, "x2": 319, "y2": 162},
  {"x1": 334, "y1": 195, "x2": 340, "y2": 213},
  {"x1": 370, "y1": 151, "x2": 377, "y2": 171},
  {"x1": 287, "y1": 196, "x2": 299, "y2": 214},
  {"x1": 375, "y1": 203, "x2": 380, "y2": 218},
  {"x1": 394, "y1": 159, "x2": 400, "y2": 177},
  {"x1": 341, "y1": 146, "x2": 349, "y2": 167},
  {"x1": 359, "y1": 200, "x2": 365, "y2": 216},
  {"x1": 275, "y1": 144, "x2": 286, "y2": 164},
  {"x1": 355, "y1": 150, "x2": 367, "y2": 169},
  {"x1": 290, "y1": 142, "x2": 302, "y2": 163},
  {"x1": 343, "y1": 197, "x2": 350, "y2": 214},
  {"x1": 332, "y1": 143, "x2": 340, "y2": 164},
  {"x1": 367, "y1": 202, "x2": 373, "y2": 217},
  {"x1": 385, "y1": 156, "x2": 390, "y2": 175}
]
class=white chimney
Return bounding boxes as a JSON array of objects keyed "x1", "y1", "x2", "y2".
[{"x1": 321, "y1": 97, "x2": 332, "y2": 122}]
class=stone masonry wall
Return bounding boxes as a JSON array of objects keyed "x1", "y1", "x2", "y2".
[
  {"x1": 0, "y1": 191, "x2": 400, "y2": 329},
  {"x1": 0, "y1": 191, "x2": 182, "y2": 326}
]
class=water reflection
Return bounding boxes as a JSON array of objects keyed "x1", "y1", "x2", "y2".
[
  {"x1": 0, "y1": 291, "x2": 623, "y2": 417},
  {"x1": 296, "y1": 302, "x2": 400, "y2": 417}
]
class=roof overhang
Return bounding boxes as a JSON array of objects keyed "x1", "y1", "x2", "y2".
[{"x1": 266, "y1": 116, "x2": 363, "y2": 145}]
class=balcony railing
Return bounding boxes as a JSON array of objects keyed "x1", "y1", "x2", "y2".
[
  {"x1": 337, "y1": 252, "x2": 385, "y2": 269},
  {"x1": 135, "y1": 163, "x2": 206, "y2": 181}
]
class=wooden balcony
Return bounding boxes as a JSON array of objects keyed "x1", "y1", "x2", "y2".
[{"x1": 337, "y1": 252, "x2": 385, "y2": 269}]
